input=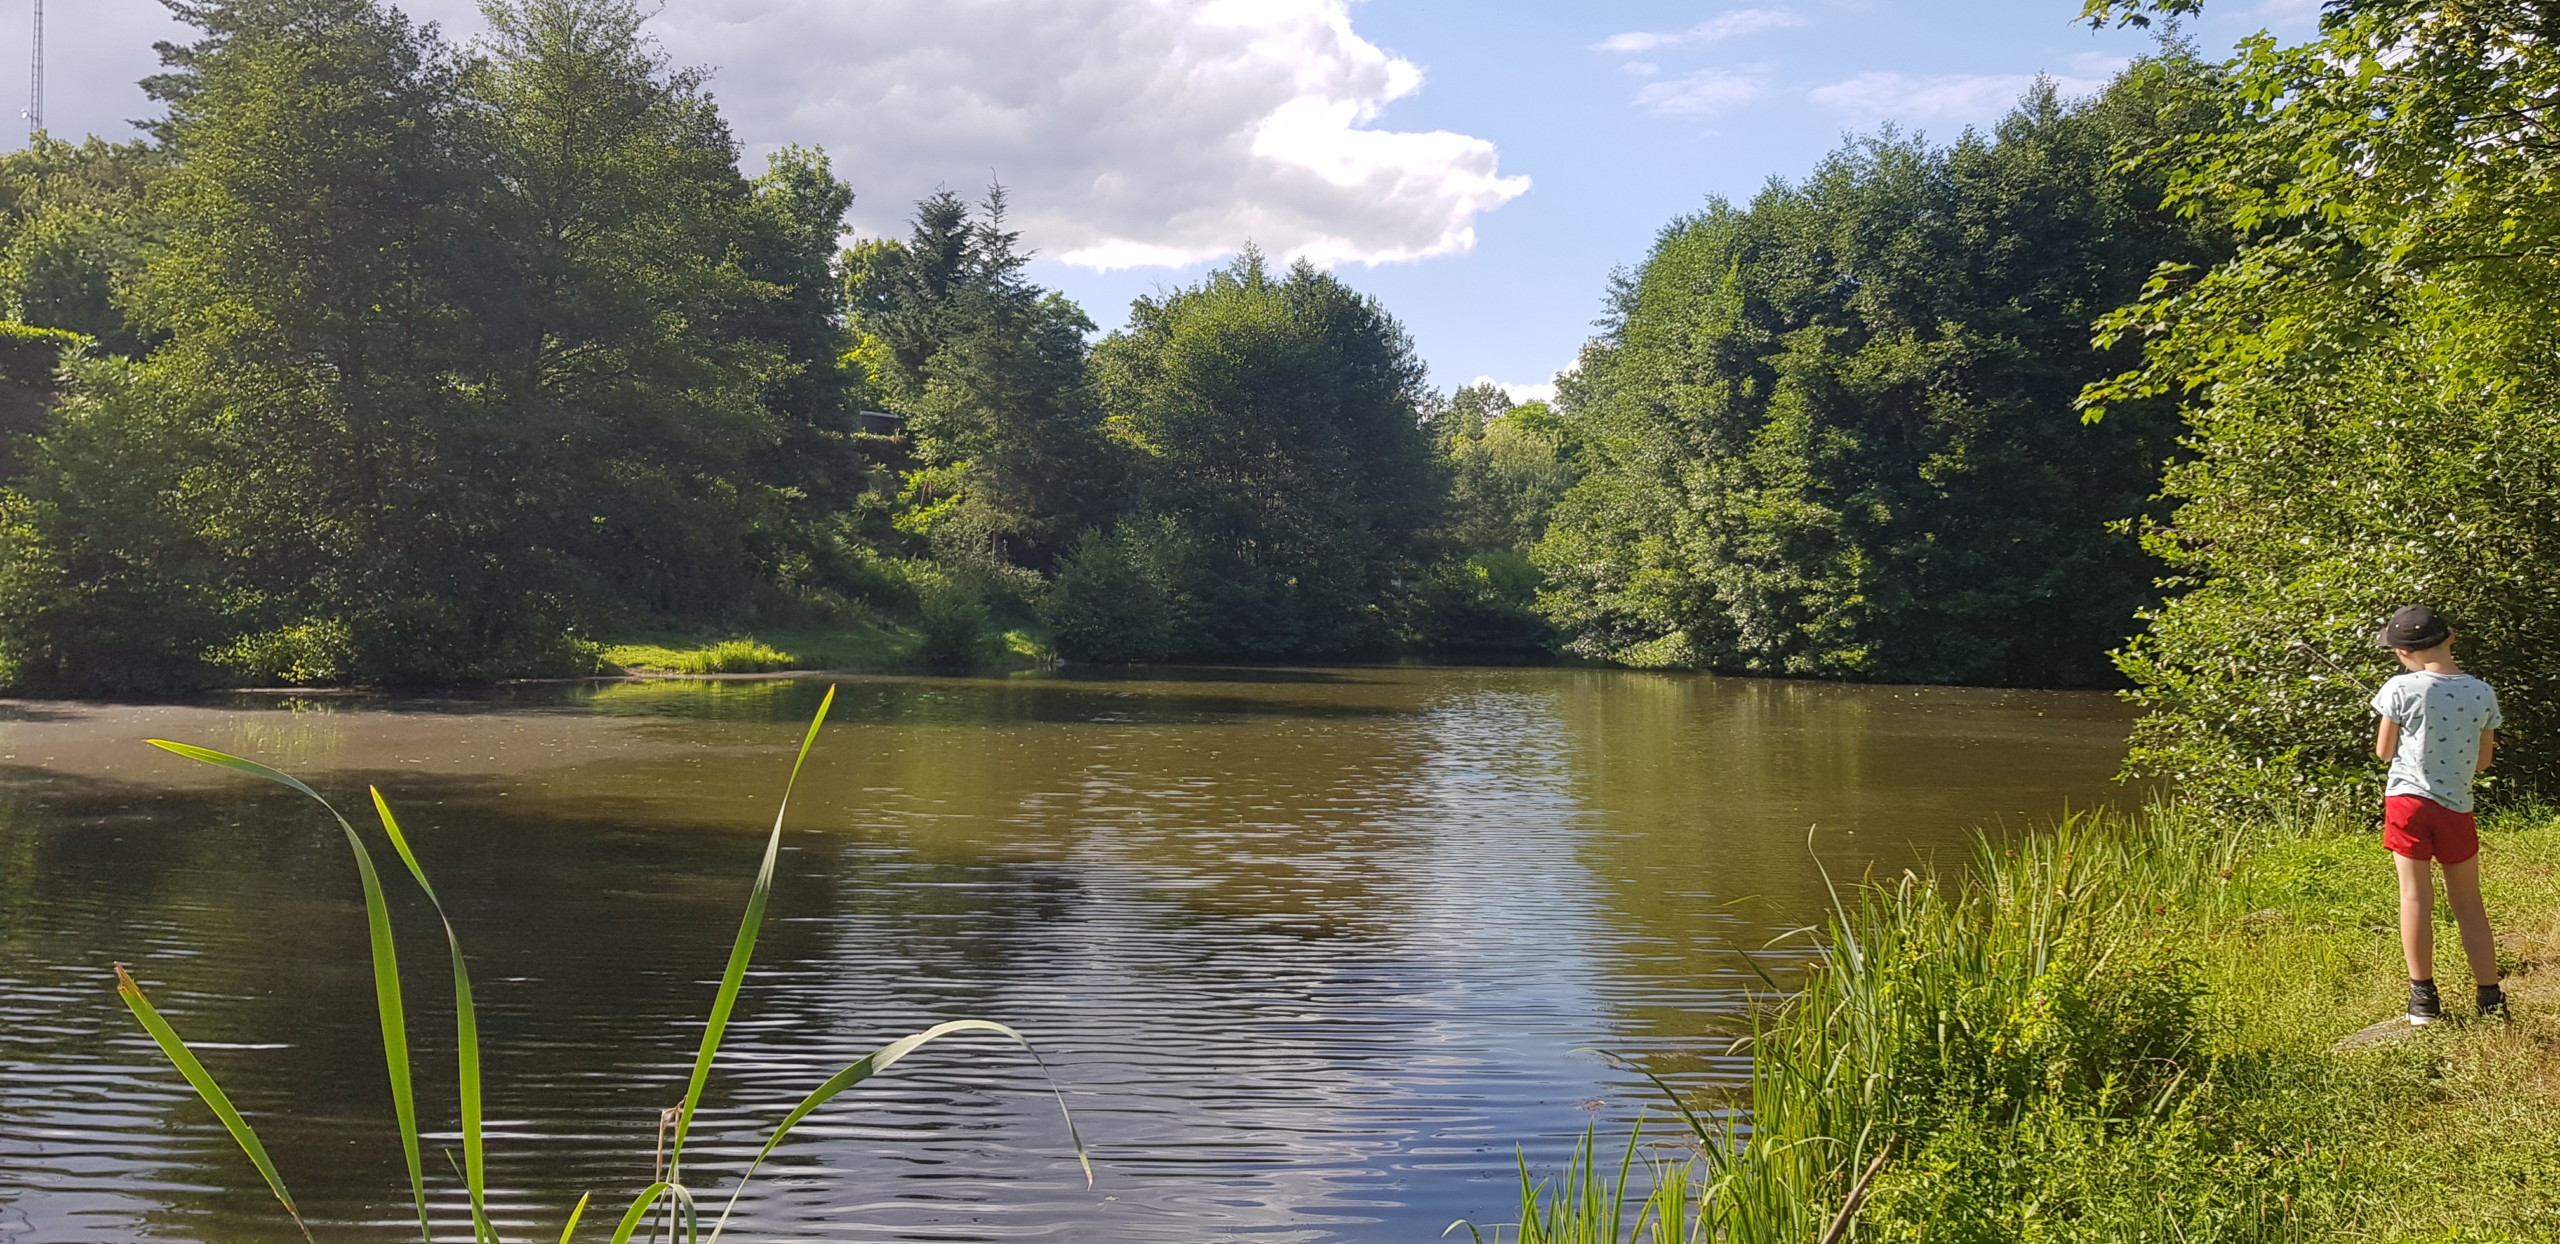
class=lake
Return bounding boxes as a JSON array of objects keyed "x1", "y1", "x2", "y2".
[{"x1": 0, "y1": 666, "x2": 2136, "y2": 1242}]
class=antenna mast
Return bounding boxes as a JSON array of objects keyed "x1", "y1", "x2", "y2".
[{"x1": 26, "y1": 0, "x2": 40, "y2": 139}]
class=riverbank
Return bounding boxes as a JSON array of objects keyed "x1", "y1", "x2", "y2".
[
  {"x1": 597, "y1": 622, "x2": 1055, "y2": 676},
  {"x1": 1523, "y1": 803, "x2": 2560, "y2": 1242}
]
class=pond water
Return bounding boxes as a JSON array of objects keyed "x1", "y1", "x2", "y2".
[{"x1": 0, "y1": 666, "x2": 2136, "y2": 1243}]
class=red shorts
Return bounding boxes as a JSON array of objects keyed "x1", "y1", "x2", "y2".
[{"x1": 2384, "y1": 795, "x2": 2479, "y2": 864}]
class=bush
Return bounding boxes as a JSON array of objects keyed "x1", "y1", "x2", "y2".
[
  {"x1": 2116, "y1": 286, "x2": 2560, "y2": 809},
  {"x1": 1042, "y1": 515, "x2": 1200, "y2": 663},
  {"x1": 0, "y1": 357, "x2": 226, "y2": 695},
  {"x1": 915, "y1": 582, "x2": 993, "y2": 671},
  {"x1": 1408, "y1": 550, "x2": 1552, "y2": 655}
]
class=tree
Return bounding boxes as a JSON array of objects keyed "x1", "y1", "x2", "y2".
[
  {"x1": 468, "y1": 0, "x2": 793, "y2": 626},
  {"x1": 1410, "y1": 381, "x2": 1577, "y2": 653},
  {"x1": 0, "y1": 137, "x2": 169, "y2": 354},
  {"x1": 1070, "y1": 252, "x2": 1436, "y2": 659},
  {"x1": 2080, "y1": 0, "x2": 2560, "y2": 805},
  {"x1": 1533, "y1": 63, "x2": 2223, "y2": 687},
  {"x1": 0, "y1": 0, "x2": 861, "y2": 690},
  {"x1": 846, "y1": 189, "x2": 1113, "y2": 569},
  {"x1": 110, "y1": 0, "x2": 511, "y2": 685}
]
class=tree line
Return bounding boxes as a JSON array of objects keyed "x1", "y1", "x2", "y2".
[{"x1": 0, "y1": 0, "x2": 2549, "y2": 803}]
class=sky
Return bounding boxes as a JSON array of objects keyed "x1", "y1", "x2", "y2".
[{"x1": 7, "y1": 0, "x2": 2322, "y2": 401}]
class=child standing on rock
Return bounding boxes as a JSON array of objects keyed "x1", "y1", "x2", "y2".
[{"x1": 2370, "y1": 604, "x2": 2506, "y2": 1024}]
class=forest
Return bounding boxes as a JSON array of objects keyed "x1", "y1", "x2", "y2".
[{"x1": 0, "y1": 0, "x2": 2552, "y2": 806}]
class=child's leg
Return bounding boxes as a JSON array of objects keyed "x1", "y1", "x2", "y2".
[
  {"x1": 2397, "y1": 851, "x2": 2437, "y2": 981},
  {"x1": 2440, "y1": 854, "x2": 2500, "y2": 988}
]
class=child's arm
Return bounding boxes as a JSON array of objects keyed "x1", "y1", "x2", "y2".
[
  {"x1": 2479, "y1": 728, "x2": 2496, "y2": 772},
  {"x1": 2375, "y1": 716, "x2": 2400, "y2": 763}
]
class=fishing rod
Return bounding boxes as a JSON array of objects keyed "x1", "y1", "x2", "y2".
[{"x1": 2290, "y1": 634, "x2": 2359, "y2": 681}]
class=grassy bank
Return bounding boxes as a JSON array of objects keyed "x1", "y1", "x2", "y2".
[
  {"x1": 598, "y1": 622, "x2": 1055, "y2": 676},
  {"x1": 1497, "y1": 804, "x2": 2560, "y2": 1243}
]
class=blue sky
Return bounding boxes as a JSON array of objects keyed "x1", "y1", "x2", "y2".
[
  {"x1": 13, "y1": 0, "x2": 2319, "y2": 399},
  {"x1": 1027, "y1": 0, "x2": 2318, "y2": 400}
]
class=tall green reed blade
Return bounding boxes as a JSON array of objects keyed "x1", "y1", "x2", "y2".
[
  {"x1": 704, "y1": 1018, "x2": 1092, "y2": 1243},
  {"x1": 145, "y1": 739, "x2": 433, "y2": 1244},
  {"x1": 664, "y1": 684, "x2": 836, "y2": 1181},
  {"x1": 604, "y1": 1183, "x2": 674, "y2": 1244},
  {"x1": 113, "y1": 964, "x2": 315, "y2": 1244},
  {"x1": 372, "y1": 787, "x2": 498, "y2": 1244}
]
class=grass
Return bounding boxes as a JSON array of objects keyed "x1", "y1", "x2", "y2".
[
  {"x1": 1484, "y1": 802, "x2": 2560, "y2": 1243},
  {"x1": 116, "y1": 688, "x2": 1087, "y2": 1243},
  {"x1": 598, "y1": 623, "x2": 1056, "y2": 676}
]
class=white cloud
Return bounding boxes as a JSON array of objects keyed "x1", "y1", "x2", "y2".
[
  {"x1": 637, "y1": 0, "x2": 1528, "y2": 270},
  {"x1": 1592, "y1": 9, "x2": 1804, "y2": 54},
  {"x1": 1635, "y1": 66, "x2": 1774, "y2": 118},
  {"x1": 1479, "y1": 377, "x2": 1559, "y2": 404},
  {"x1": 1807, "y1": 71, "x2": 2107, "y2": 123},
  {"x1": 1622, "y1": 61, "x2": 1664, "y2": 77}
]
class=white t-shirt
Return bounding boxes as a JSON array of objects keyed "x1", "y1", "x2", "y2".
[{"x1": 2370, "y1": 671, "x2": 2503, "y2": 813}]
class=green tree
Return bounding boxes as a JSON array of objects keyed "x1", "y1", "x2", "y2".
[
  {"x1": 109, "y1": 0, "x2": 513, "y2": 685},
  {"x1": 0, "y1": 0, "x2": 859, "y2": 690},
  {"x1": 1071, "y1": 251, "x2": 1436, "y2": 659},
  {"x1": 1534, "y1": 64, "x2": 2221, "y2": 687},
  {"x1": 846, "y1": 190, "x2": 1114, "y2": 570},
  {"x1": 468, "y1": 0, "x2": 793, "y2": 627},
  {"x1": 1411, "y1": 381, "x2": 1576, "y2": 653},
  {"x1": 0, "y1": 137, "x2": 168, "y2": 354},
  {"x1": 2081, "y1": 0, "x2": 2560, "y2": 804}
]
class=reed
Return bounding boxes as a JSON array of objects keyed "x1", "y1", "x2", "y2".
[
  {"x1": 115, "y1": 685, "x2": 1086, "y2": 1243},
  {"x1": 1490, "y1": 807, "x2": 2327, "y2": 1243},
  {"x1": 1448, "y1": 1124, "x2": 1706, "y2": 1244}
]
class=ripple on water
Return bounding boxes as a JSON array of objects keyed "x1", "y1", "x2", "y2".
[{"x1": 0, "y1": 668, "x2": 2133, "y2": 1242}]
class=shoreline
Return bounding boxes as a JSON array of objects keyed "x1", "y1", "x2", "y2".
[{"x1": 1544, "y1": 802, "x2": 2560, "y2": 1240}]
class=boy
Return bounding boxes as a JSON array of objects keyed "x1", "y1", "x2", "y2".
[{"x1": 2370, "y1": 604, "x2": 2506, "y2": 1024}]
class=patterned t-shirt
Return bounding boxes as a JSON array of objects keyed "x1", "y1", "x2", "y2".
[{"x1": 2370, "y1": 671, "x2": 2503, "y2": 813}]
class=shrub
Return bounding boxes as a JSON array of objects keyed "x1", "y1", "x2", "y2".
[
  {"x1": 915, "y1": 582, "x2": 992, "y2": 671},
  {"x1": 2115, "y1": 286, "x2": 2560, "y2": 809},
  {"x1": 1043, "y1": 515, "x2": 1199, "y2": 663}
]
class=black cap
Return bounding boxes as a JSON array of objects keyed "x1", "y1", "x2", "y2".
[{"x1": 2375, "y1": 605, "x2": 2451, "y2": 651}]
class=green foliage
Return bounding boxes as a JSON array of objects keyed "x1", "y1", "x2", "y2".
[
  {"x1": 1041, "y1": 515, "x2": 1200, "y2": 663},
  {"x1": 0, "y1": 0, "x2": 892, "y2": 692},
  {"x1": 914, "y1": 581, "x2": 994, "y2": 671},
  {"x1": 1412, "y1": 549, "x2": 1552, "y2": 655},
  {"x1": 1438, "y1": 384, "x2": 1577, "y2": 554},
  {"x1": 1535, "y1": 64, "x2": 2224, "y2": 687},
  {"x1": 1516, "y1": 803, "x2": 2560, "y2": 1241},
  {"x1": 846, "y1": 189, "x2": 1115, "y2": 567},
  {"x1": 0, "y1": 357, "x2": 227, "y2": 694},
  {"x1": 603, "y1": 638, "x2": 793, "y2": 675},
  {"x1": 0, "y1": 136, "x2": 166, "y2": 353},
  {"x1": 1077, "y1": 251, "x2": 1437, "y2": 659},
  {"x1": 1407, "y1": 382, "x2": 1576, "y2": 654},
  {"x1": 2075, "y1": 0, "x2": 2560, "y2": 806}
]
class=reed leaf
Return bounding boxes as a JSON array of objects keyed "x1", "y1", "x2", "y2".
[
  {"x1": 146, "y1": 738, "x2": 434, "y2": 1244},
  {"x1": 705, "y1": 1018, "x2": 1091, "y2": 1242},
  {"x1": 373, "y1": 787, "x2": 497, "y2": 1244},
  {"x1": 558, "y1": 1192, "x2": 590, "y2": 1244},
  {"x1": 605, "y1": 1183, "x2": 674, "y2": 1244},
  {"x1": 113, "y1": 964, "x2": 313, "y2": 1244},
  {"x1": 665, "y1": 684, "x2": 836, "y2": 1178}
]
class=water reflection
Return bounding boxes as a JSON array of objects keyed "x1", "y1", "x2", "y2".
[{"x1": 0, "y1": 667, "x2": 2133, "y2": 1242}]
